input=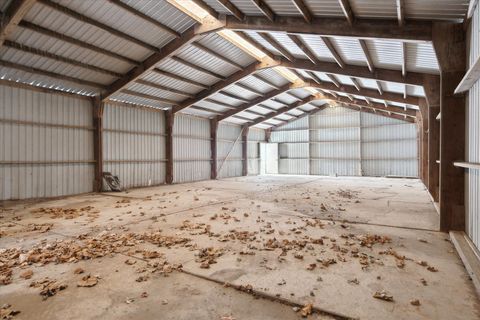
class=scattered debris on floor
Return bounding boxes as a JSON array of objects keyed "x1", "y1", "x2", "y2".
[
  {"x1": 373, "y1": 290, "x2": 394, "y2": 302},
  {"x1": 77, "y1": 274, "x2": 99, "y2": 287},
  {"x1": 30, "y1": 278, "x2": 67, "y2": 300},
  {"x1": 0, "y1": 304, "x2": 20, "y2": 320}
]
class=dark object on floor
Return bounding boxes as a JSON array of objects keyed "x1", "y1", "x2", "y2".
[{"x1": 103, "y1": 172, "x2": 122, "y2": 192}]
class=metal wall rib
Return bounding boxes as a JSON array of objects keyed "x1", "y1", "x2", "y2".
[
  {"x1": 102, "y1": 102, "x2": 166, "y2": 189},
  {"x1": 0, "y1": 83, "x2": 94, "y2": 200}
]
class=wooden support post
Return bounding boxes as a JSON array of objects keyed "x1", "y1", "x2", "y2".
[
  {"x1": 265, "y1": 128, "x2": 272, "y2": 142},
  {"x1": 92, "y1": 96, "x2": 104, "y2": 192},
  {"x1": 165, "y1": 110, "x2": 175, "y2": 184},
  {"x1": 242, "y1": 125, "x2": 249, "y2": 176},
  {"x1": 418, "y1": 101, "x2": 429, "y2": 187},
  {"x1": 424, "y1": 75, "x2": 440, "y2": 202},
  {"x1": 210, "y1": 118, "x2": 218, "y2": 180},
  {"x1": 433, "y1": 23, "x2": 466, "y2": 231}
]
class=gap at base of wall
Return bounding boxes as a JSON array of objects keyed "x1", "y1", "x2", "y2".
[{"x1": 450, "y1": 231, "x2": 480, "y2": 298}]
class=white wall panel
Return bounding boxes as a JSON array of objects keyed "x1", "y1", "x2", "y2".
[
  {"x1": 247, "y1": 128, "x2": 265, "y2": 175},
  {"x1": 217, "y1": 123, "x2": 243, "y2": 179},
  {"x1": 173, "y1": 114, "x2": 211, "y2": 183},
  {"x1": 103, "y1": 102, "x2": 166, "y2": 189},
  {"x1": 0, "y1": 84, "x2": 94, "y2": 200}
]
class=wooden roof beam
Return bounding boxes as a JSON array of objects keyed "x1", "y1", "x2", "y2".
[
  {"x1": 338, "y1": 0, "x2": 354, "y2": 25},
  {"x1": 191, "y1": 42, "x2": 244, "y2": 70},
  {"x1": 103, "y1": 24, "x2": 215, "y2": 100},
  {"x1": 321, "y1": 37, "x2": 345, "y2": 68},
  {"x1": 3, "y1": 40, "x2": 123, "y2": 78},
  {"x1": 292, "y1": 0, "x2": 313, "y2": 23},
  {"x1": 359, "y1": 39, "x2": 375, "y2": 73},
  {"x1": 0, "y1": 59, "x2": 106, "y2": 89},
  {"x1": 107, "y1": 0, "x2": 180, "y2": 38},
  {"x1": 171, "y1": 56, "x2": 226, "y2": 80},
  {"x1": 288, "y1": 34, "x2": 320, "y2": 64},
  {"x1": 326, "y1": 73, "x2": 341, "y2": 87},
  {"x1": 0, "y1": 0, "x2": 37, "y2": 47},
  {"x1": 18, "y1": 21, "x2": 140, "y2": 66},
  {"x1": 216, "y1": 0, "x2": 244, "y2": 21},
  {"x1": 224, "y1": 16, "x2": 433, "y2": 42},
  {"x1": 218, "y1": 83, "x2": 293, "y2": 121},
  {"x1": 258, "y1": 32, "x2": 295, "y2": 61},
  {"x1": 341, "y1": 103, "x2": 415, "y2": 123},
  {"x1": 396, "y1": 0, "x2": 405, "y2": 26},
  {"x1": 251, "y1": 0, "x2": 275, "y2": 22},
  {"x1": 173, "y1": 61, "x2": 263, "y2": 113},
  {"x1": 152, "y1": 69, "x2": 209, "y2": 90},
  {"x1": 38, "y1": 0, "x2": 158, "y2": 52},
  {"x1": 135, "y1": 79, "x2": 195, "y2": 98},
  {"x1": 375, "y1": 81, "x2": 384, "y2": 95}
]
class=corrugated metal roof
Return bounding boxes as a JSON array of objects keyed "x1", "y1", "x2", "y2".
[
  {"x1": 141, "y1": 70, "x2": 203, "y2": 95},
  {"x1": 24, "y1": 2, "x2": 151, "y2": 61},
  {"x1": 366, "y1": 39, "x2": 403, "y2": 72},
  {"x1": 110, "y1": 92, "x2": 170, "y2": 109},
  {"x1": 157, "y1": 58, "x2": 219, "y2": 87},
  {"x1": 0, "y1": 46, "x2": 115, "y2": 84},
  {"x1": 349, "y1": 0, "x2": 397, "y2": 19},
  {"x1": 256, "y1": 68, "x2": 290, "y2": 86},
  {"x1": 299, "y1": 34, "x2": 336, "y2": 63},
  {"x1": 198, "y1": 33, "x2": 257, "y2": 67},
  {"x1": 223, "y1": 84, "x2": 259, "y2": 100},
  {"x1": 329, "y1": 37, "x2": 369, "y2": 67},
  {"x1": 304, "y1": 0, "x2": 345, "y2": 17},
  {"x1": 126, "y1": 82, "x2": 185, "y2": 101},
  {"x1": 176, "y1": 44, "x2": 239, "y2": 78},
  {"x1": 405, "y1": 0, "x2": 469, "y2": 21},
  {"x1": 224, "y1": 0, "x2": 264, "y2": 15},
  {"x1": 406, "y1": 42, "x2": 440, "y2": 74},
  {"x1": 0, "y1": 65, "x2": 98, "y2": 95},
  {"x1": 11, "y1": 27, "x2": 132, "y2": 74}
]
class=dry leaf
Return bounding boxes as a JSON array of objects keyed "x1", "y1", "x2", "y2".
[
  {"x1": 373, "y1": 290, "x2": 394, "y2": 302},
  {"x1": 77, "y1": 274, "x2": 98, "y2": 287},
  {"x1": 19, "y1": 270, "x2": 33, "y2": 280}
]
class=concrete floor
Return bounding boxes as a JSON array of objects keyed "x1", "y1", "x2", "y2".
[{"x1": 1, "y1": 175, "x2": 479, "y2": 319}]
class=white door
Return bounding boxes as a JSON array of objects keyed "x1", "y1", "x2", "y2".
[{"x1": 260, "y1": 143, "x2": 278, "y2": 174}]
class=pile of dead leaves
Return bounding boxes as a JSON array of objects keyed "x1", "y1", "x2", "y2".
[
  {"x1": 31, "y1": 206, "x2": 99, "y2": 220},
  {"x1": 0, "y1": 304, "x2": 20, "y2": 319},
  {"x1": 30, "y1": 278, "x2": 67, "y2": 300},
  {"x1": 195, "y1": 247, "x2": 224, "y2": 269}
]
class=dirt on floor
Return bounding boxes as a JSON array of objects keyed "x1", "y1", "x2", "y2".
[{"x1": 0, "y1": 175, "x2": 479, "y2": 320}]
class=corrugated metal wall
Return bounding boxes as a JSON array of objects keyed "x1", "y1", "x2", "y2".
[
  {"x1": 271, "y1": 106, "x2": 418, "y2": 178},
  {"x1": 271, "y1": 116, "x2": 310, "y2": 175},
  {"x1": 217, "y1": 122, "x2": 243, "y2": 179},
  {"x1": 0, "y1": 84, "x2": 94, "y2": 200},
  {"x1": 102, "y1": 102, "x2": 166, "y2": 189},
  {"x1": 467, "y1": 3, "x2": 480, "y2": 249},
  {"x1": 173, "y1": 114, "x2": 211, "y2": 183},
  {"x1": 247, "y1": 128, "x2": 265, "y2": 175}
]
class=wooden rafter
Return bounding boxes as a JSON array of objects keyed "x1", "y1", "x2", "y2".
[
  {"x1": 325, "y1": 73, "x2": 340, "y2": 87},
  {"x1": 249, "y1": 95, "x2": 319, "y2": 126},
  {"x1": 251, "y1": 0, "x2": 275, "y2": 22},
  {"x1": 107, "y1": 0, "x2": 180, "y2": 38},
  {"x1": 334, "y1": 96, "x2": 415, "y2": 117},
  {"x1": 205, "y1": 98, "x2": 236, "y2": 109},
  {"x1": 0, "y1": 0, "x2": 37, "y2": 47},
  {"x1": 337, "y1": 0, "x2": 354, "y2": 25},
  {"x1": 190, "y1": 105, "x2": 223, "y2": 115},
  {"x1": 120, "y1": 89, "x2": 178, "y2": 106},
  {"x1": 224, "y1": 16, "x2": 433, "y2": 42},
  {"x1": 292, "y1": 0, "x2": 313, "y2": 23},
  {"x1": 0, "y1": 59, "x2": 106, "y2": 89},
  {"x1": 322, "y1": 37, "x2": 345, "y2": 68},
  {"x1": 4, "y1": 40, "x2": 123, "y2": 78},
  {"x1": 102, "y1": 26, "x2": 206, "y2": 101},
  {"x1": 358, "y1": 39, "x2": 375, "y2": 73},
  {"x1": 350, "y1": 77, "x2": 361, "y2": 91},
  {"x1": 258, "y1": 32, "x2": 294, "y2": 61},
  {"x1": 401, "y1": 42, "x2": 407, "y2": 77},
  {"x1": 375, "y1": 81, "x2": 384, "y2": 95},
  {"x1": 288, "y1": 34, "x2": 319, "y2": 64},
  {"x1": 152, "y1": 69, "x2": 209, "y2": 90},
  {"x1": 218, "y1": 83, "x2": 293, "y2": 121},
  {"x1": 18, "y1": 21, "x2": 140, "y2": 66},
  {"x1": 135, "y1": 79, "x2": 195, "y2": 98},
  {"x1": 171, "y1": 56, "x2": 225, "y2": 80},
  {"x1": 251, "y1": 74, "x2": 281, "y2": 90},
  {"x1": 396, "y1": 0, "x2": 405, "y2": 26},
  {"x1": 220, "y1": 91, "x2": 250, "y2": 103},
  {"x1": 340, "y1": 103, "x2": 414, "y2": 123},
  {"x1": 236, "y1": 31, "x2": 277, "y2": 60},
  {"x1": 216, "y1": 0, "x2": 244, "y2": 20},
  {"x1": 269, "y1": 105, "x2": 327, "y2": 130},
  {"x1": 191, "y1": 42, "x2": 244, "y2": 70},
  {"x1": 173, "y1": 61, "x2": 262, "y2": 113},
  {"x1": 38, "y1": 0, "x2": 158, "y2": 52},
  {"x1": 235, "y1": 83, "x2": 264, "y2": 96}
]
